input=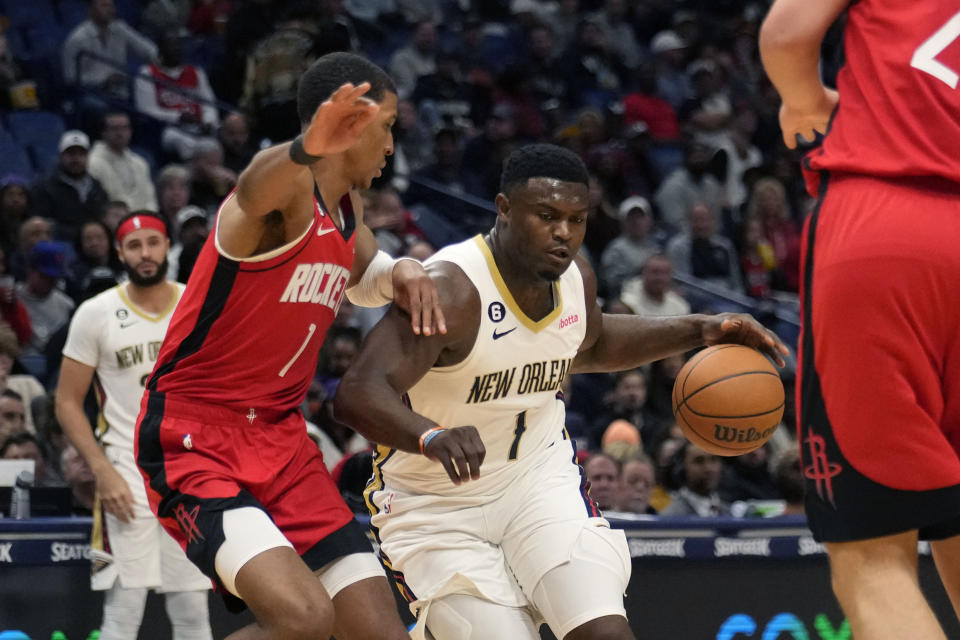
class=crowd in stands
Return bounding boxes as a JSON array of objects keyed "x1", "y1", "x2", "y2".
[{"x1": 0, "y1": 0, "x2": 827, "y2": 520}]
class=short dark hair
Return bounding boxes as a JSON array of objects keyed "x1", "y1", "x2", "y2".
[
  {"x1": 499, "y1": 144, "x2": 589, "y2": 195},
  {"x1": 297, "y1": 53, "x2": 396, "y2": 127},
  {"x1": 0, "y1": 432, "x2": 42, "y2": 458}
]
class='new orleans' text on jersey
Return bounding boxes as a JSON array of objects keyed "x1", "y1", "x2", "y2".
[{"x1": 466, "y1": 357, "x2": 573, "y2": 404}]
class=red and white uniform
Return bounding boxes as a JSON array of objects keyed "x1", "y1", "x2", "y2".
[
  {"x1": 806, "y1": 1, "x2": 960, "y2": 184},
  {"x1": 799, "y1": 1, "x2": 960, "y2": 543}
]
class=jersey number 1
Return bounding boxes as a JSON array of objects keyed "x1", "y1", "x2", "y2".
[
  {"x1": 911, "y1": 11, "x2": 960, "y2": 88},
  {"x1": 508, "y1": 410, "x2": 527, "y2": 461}
]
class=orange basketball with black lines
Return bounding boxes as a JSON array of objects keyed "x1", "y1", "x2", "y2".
[{"x1": 671, "y1": 345, "x2": 784, "y2": 456}]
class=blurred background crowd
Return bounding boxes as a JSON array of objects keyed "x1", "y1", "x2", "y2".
[{"x1": 0, "y1": 0, "x2": 846, "y2": 521}]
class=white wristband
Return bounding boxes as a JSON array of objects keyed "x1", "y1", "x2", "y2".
[{"x1": 345, "y1": 251, "x2": 419, "y2": 307}]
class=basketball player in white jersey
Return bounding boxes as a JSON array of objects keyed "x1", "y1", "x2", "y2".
[
  {"x1": 56, "y1": 211, "x2": 212, "y2": 640},
  {"x1": 336, "y1": 144, "x2": 790, "y2": 640}
]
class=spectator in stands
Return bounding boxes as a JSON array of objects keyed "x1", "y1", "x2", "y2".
[
  {"x1": 667, "y1": 202, "x2": 743, "y2": 294},
  {"x1": 620, "y1": 121, "x2": 663, "y2": 199},
  {"x1": 16, "y1": 242, "x2": 75, "y2": 365},
  {"x1": 364, "y1": 188, "x2": 423, "y2": 258},
  {"x1": 0, "y1": 431, "x2": 60, "y2": 486},
  {"x1": 773, "y1": 447, "x2": 804, "y2": 516},
  {"x1": 650, "y1": 30, "x2": 691, "y2": 111},
  {"x1": 188, "y1": 138, "x2": 237, "y2": 215},
  {"x1": 390, "y1": 99, "x2": 433, "y2": 191},
  {"x1": 617, "y1": 454, "x2": 658, "y2": 515},
  {"x1": 0, "y1": 174, "x2": 31, "y2": 253},
  {"x1": 31, "y1": 131, "x2": 110, "y2": 243},
  {"x1": 740, "y1": 216, "x2": 776, "y2": 299},
  {"x1": 593, "y1": 369, "x2": 667, "y2": 452},
  {"x1": 9, "y1": 217, "x2": 53, "y2": 282},
  {"x1": 716, "y1": 104, "x2": 764, "y2": 210},
  {"x1": 188, "y1": 0, "x2": 233, "y2": 37},
  {"x1": 317, "y1": 326, "x2": 362, "y2": 402},
  {"x1": 218, "y1": 112, "x2": 256, "y2": 174},
  {"x1": 415, "y1": 127, "x2": 466, "y2": 197},
  {"x1": 462, "y1": 103, "x2": 521, "y2": 199},
  {"x1": 719, "y1": 444, "x2": 780, "y2": 504},
  {"x1": 134, "y1": 33, "x2": 219, "y2": 162},
  {"x1": 747, "y1": 177, "x2": 801, "y2": 293},
  {"x1": 591, "y1": 0, "x2": 641, "y2": 70},
  {"x1": 412, "y1": 45, "x2": 484, "y2": 134},
  {"x1": 680, "y1": 59, "x2": 733, "y2": 144},
  {"x1": 61, "y1": 0, "x2": 158, "y2": 100},
  {"x1": 654, "y1": 138, "x2": 726, "y2": 233},
  {"x1": 133, "y1": 33, "x2": 220, "y2": 161},
  {"x1": 0, "y1": 389, "x2": 26, "y2": 444},
  {"x1": 389, "y1": 19, "x2": 437, "y2": 100},
  {"x1": 141, "y1": 0, "x2": 191, "y2": 39},
  {"x1": 68, "y1": 221, "x2": 121, "y2": 304},
  {"x1": 581, "y1": 173, "x2": 620, "y2": 262},
  {"x1": 61, "y1": 443, "x2": 96, "y2": 513},
  {"x1": 661, "y1": 441, "x2": 730, "y2": 516},
  {"x1": 155, "y1": 164, "x2": 191, "y2": 231},
  {"x1": 100, "y1": 200, "x2": 129, "y2": 233},
  {"x1": 0, "y1": 258, "x2": 32, "y2": 347},
  {"x1": 87, "y1": 112, "x2": 158, "y2": 212},
  {"x1": 600, "y1": 419, "x2": 642, "y2": 463},
  {"x1": 241, "y1": 4, "x2": 321, "y2": 141},
  {"x1": 583, "y1": 451, "x2": 620, "y2": 511},
  {"x1": 525, "y1": 23, "x2": 566, "y2": 118},
  {"x1": 601, "y1": 196, "x2": 658, "y2": 297},
  {"x1": 561, "y1": 16, "x2": 624, "y2": 109},
  {"x1": 620, "y1": 253, "x2": 691, "y2": 317},
  {"x1": 168, "y1": 205, "x2": 208, "y2": 282},
  {"x1": 622, "y1": 64, "x2": 681, "y2": 143}
]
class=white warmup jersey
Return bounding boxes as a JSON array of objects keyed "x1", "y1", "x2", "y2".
[
  {"x1": 377, "y1": 236, "x2": 588, "y2": 497},
  {"x1": 62, "y1": 282, "x2": 185, "y2": 450}
]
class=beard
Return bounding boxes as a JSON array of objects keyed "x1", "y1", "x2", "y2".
[{"x1": 124, "y1": 258, "x2": 169, "y2": 287}]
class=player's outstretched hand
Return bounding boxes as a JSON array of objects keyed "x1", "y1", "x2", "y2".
[
  {"x1": 393, "y1": 260, "x2": 447, "y2": 337},
  {"x1": 96, "y1": 465, "x2": 136, "y2": 523},
  {"x1": 701, "y1": 313, "x2": 790, "y2": 367},
  {"x1": 423, "y1": 426, "x2": 486, "y2": 485},
  {"x1": 779, "y1": 86, "x2": 838, "y2": 149},
  {"x1": 302, "y1": 82, "x2": 380, "y2": 157}
]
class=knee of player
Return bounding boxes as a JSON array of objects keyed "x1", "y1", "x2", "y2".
[
  {"x1": 565, "y1": 616, "x2": 634, "y2": 640},
  {"x1": 273, "y1": 593, "x2": 335, "y2": 640}
]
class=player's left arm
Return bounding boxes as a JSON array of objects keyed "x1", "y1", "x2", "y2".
[
  {"x1": 571, "y1": 256, "x2": 789, "y2": 374},
  {"x1": 346, "y1": 190, "x2": 446, "y2": 336},
  {"x1": 759, "y1": 0, "x2": 849, "y2": 148}
]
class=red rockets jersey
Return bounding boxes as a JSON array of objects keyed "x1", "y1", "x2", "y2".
[
  {"x1": 806, "y1": 1, "x2": 960, "y2": 184},
  {"x1": 148, "y1": 194, "x2": 355, "y2": 413}
]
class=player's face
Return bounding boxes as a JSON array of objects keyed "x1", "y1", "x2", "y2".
[
  {"x1": 498, "y1": 178, "x2": 588, "y2": 281},
  {"x1": 344, "y1": 91, "x2": 397, "y2": 190},
  {"x1": 118, "y1": 229, "x2": 170, "y2": 287}
]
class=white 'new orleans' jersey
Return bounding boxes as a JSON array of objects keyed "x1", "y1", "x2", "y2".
[
  {"x1": 62, "y1": 283, "x2": 184, "y2": 450},
  {"x1": 376, "y1": 236, "x2": 588, "y2": 497}
]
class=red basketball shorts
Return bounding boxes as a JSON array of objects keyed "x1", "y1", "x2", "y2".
[
  {"x1": 134, "y1": 391, "x2": 366, "y2": 588},
  {"x1": 799, "y1": 172, "x2": 960, "y2": 542}
]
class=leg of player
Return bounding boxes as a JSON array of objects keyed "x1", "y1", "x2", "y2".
[
  {"x1": 531, "y1": 555, "x2": 635, "y2": 640},
  {"x1": 320, "y1": 559, "x2": 410, "y2": 640},
  {"x1": 164, "y1": 591, "x2": 213, "y2": 640},
  {"x1": 100, "y1": 584, "x2": 148, "y2": 640},
  {"x1": 424, "y1": 594, "x2": 540, "y2": 640},
  {"x1": 826, "y1": 532, "x2": 946, "y2": 640},
  {"x1": 227, "y1": 547, "x2": 336, "y2": 640},
  {"x1": 931, "y1": 534, "x2": 960, "y2": 622}
]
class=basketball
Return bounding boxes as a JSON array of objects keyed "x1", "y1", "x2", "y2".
[{"x1": 672, "y1": 345, "x2": 785, "y2": 457}]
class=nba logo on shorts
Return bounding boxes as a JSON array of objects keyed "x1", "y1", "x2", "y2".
[{"x1": 384, "y1": 492, "x2": 395, "y2": 514}]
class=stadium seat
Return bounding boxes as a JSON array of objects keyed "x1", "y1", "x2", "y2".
[
  {"x1": 7, "y1": 111, "x2": 65, "y2": 176},
  {"x1": 0, "y1": 136, "x2": 34, "y2": 181},
  {"x1": 1, "y1": 0, "x2": 56, "y2": 28},
  {"x1": 56, "y1": 0, "x2": 89, "y2": 30}
]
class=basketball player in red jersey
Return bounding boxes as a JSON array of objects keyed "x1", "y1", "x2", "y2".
[
  {"x1": 134, "y1": 52, "x2": 441, "y2": 639},
  {"x1": 762, "y1": 2, "x2": 960, "y2": 637}
]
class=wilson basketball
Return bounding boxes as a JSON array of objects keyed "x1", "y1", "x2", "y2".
[{"x1": 672, "y1": 345, "x2": 785, "y2": 456}]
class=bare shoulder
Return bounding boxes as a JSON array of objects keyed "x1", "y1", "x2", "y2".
[
  {"x1": 218, "y1": 171, "x2": 315, "y2": 257},
  {"x1": 427, "y1": 260, "x2": 480, "y2": 315}
]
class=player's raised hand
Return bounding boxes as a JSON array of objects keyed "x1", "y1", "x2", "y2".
[
  {"x1": 701, "y1": 313, "x2": 790, "y2": 367},
  {"x1": 779, "y1": 85, "x2": 838, "y2": 149},
  {"x1": 393, "y1": 259, "x2": 447, "y2": 337},
  {"x1": 96, "y1": 465, "x2": 136, "y2": 523},
  {"x1": 302, "y1": 82, "x2": 380, "y2": 157},
  {"x1": 423, "y1": 426, "x2": 486, "y2": 485}
]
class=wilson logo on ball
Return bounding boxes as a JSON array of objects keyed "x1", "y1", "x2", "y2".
[{"x1": 713, "y1": 424, "x2": 779, "y2": 444}]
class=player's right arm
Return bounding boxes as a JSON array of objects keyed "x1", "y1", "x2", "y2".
[
  {"x1": 759, "y1": 0, "x2": 848, "y2": 148},
  {"x1": 218, "y1": 82, "x2": 380, "y2": 257},
  {"x1": 335, "y1": 262, "x2": 487, "y2": 485},
  {"x1": 55, "y1": 357, "x2": 135, "y2": 523}
]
